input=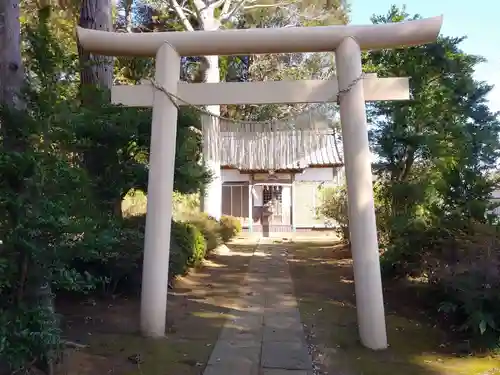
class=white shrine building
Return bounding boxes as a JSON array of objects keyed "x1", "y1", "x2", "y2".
[{"x1": 216, "y1": 112, "x2": 345, "y2": 232}]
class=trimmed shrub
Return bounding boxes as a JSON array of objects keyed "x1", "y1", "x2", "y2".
[
  {"x1": 171, "y1": 221, "x2": 206, "y2": 267},
  {"x1": 70, "y1": 215, "x2": 208, "y2": 295},
  {"x1": 68, "y1": 217, "x2": 145, "y2": 295},
  {"x1": 169, "y1": 221, "x2": 191, "y2": 277},
  {"x1": 189, "y1": 213, "x2": 222, "y2": 252},
  {"x1": 169, "y1": 221, "x2": 207, "y2": 277},
  {"x1": 219, "y1": 215, "x2": 242, "y2": 242},
  {"x1": 187, "y1": 224, "x2": 207, "y2": 266}
]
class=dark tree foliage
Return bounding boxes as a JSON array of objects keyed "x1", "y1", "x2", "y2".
[
  {"x1": 363, "y1": 5, "x2": 500, "y2": 344},
  {"x1": 0, "y1": 3, "x2": 210, "y2": 372}
]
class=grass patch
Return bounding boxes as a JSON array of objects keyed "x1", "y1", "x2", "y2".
[
  {"x1": 85, "y1": 333, "x2": 213, "y2": 375},
  {"x1": 287, "y1": 240, "x2": 500, "y2": 375}
]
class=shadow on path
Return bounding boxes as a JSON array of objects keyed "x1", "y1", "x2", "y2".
[
  {"x1": 55, "y1": 240, "x2": 257, "y2": 375},
  {"x1": 203, "y1": 242, "x2": 314, "y2": 375},
  {"x1": 286, "y1": 239, "x2": 500, "y2": 375}
]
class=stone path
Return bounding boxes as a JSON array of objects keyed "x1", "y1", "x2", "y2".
[{"x1": 203, "y1": 241, "x2": 313, "y2": 375}]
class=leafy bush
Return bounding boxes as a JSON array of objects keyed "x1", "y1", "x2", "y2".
[
  {"x1": 380, "y1": 216, "x2": 500, "y2": 346},
  {"x1": 0, "y1": 16, "x2": 211, "y2": 372},
  {"x1": 426, "y1": 222, "x2": 500, "y2": 344},
  {"x1": 70, "y1": 218, "x2": 145, "y2": 295},
  {"x1": 119, "y1": 215, "x2": 191, "y2": 279},
  {"x1": 188, "y1": 213, "x2": 222, "y2": 252},
  {"x1": 435, "y1": 258, "x2": 500, "y2": 345},
  {"x1": 72, "y1": 216, "x2": 209, "y2": 293},
  {"x1": 0, "y1": 105, "x2": 97, "y2": 372},
  {"x1": 186, "y1": 224, "x2": 207, "y2": 265},
  {"x1": 219, "y1": 215, "x2": 242, "y2": 242},
  {"x1": 171, "y1": 221, "x2": 206, "y2": 268},
  {"x1": 317, "y1": 185, "x2": 350, "y2": 243},
  {"x1": 0, "y1": 305, "x2": 61, "y2": 372},
  {"x1": 168, "y1": 241, "x2": 189, "y2": 279},
  {"x1": 378, "y1": 217, "x2": 435, "y2": 278}
]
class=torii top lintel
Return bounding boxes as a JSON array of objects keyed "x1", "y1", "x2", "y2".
[{"x1": 76, "y1": 16, "x2": 443, "y2": 58}]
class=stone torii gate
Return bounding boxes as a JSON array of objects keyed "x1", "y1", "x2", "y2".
[{"x1": 77, "y1": 16, "x2": 443, "y2": 350}]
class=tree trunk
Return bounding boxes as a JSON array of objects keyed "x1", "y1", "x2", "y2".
[
  {"x1": 78, "y1": 0, "x2": 122, "y2": 217},
  {"x1": 1, "y1": 4, "x2": 58, "y2": 374},
  {"x1": 0, "y1": 0, "x2": 23, "y2": 110},
  {"x1": 123, "y1": 0, "x2": 133, "y2": 32},
  {"x1": 0, "y1": 4, "x2": 24, "y2": 372},
  {"x1": 199, "y1": 10, "x2": 223, "y2": 219},
  {"x1": 78, "y1": 0, "x2": 113, "y2": 100}
]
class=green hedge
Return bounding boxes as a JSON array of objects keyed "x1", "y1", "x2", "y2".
[
  {"x1": 65, "y1": 213, "x2": 241, "y2": 297},
  {"x1": 67, "y1": 215, "x2": 212, "y2": 295},
  {"x1": 4, "y1": 213, "x2": 233, "y2": 373},
  {"x1": 219, "y1": 215, "x2": 242, "y2": 243},
  {"x1": 188, "y1": 213, "x2": 222, "y2": 252},
  {"x1": 170, "y1": 221, "x2": 206, "y2": 277}
]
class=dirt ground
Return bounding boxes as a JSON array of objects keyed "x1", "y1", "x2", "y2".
[
  {"x1": 286, "y1": 239, "x2": 500, "y2": 375},
  {"x1": 54, "y1": 238, "x2": 256, "y2": 375}
]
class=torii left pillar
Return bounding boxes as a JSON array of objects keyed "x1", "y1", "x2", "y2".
[{"x1": 140, "y1": 42, "x2": 180, "y2": 337}]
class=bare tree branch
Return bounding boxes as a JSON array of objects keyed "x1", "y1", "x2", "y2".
[
  {"x1": 221, "y1": 0, "x2": 291, "y2": 21},
  {"x1": 192, "y1": 0, "x2": 206, "y2": 12},
  {"x1": 211, "y1": 0, "x2": 226, "y2": 8},
  {"x1": 181, "y1": 7, "x2": 197, "y2": 16},
  {"x1": 220, "y1": 0, "x2": 245, "y2": 21},
  {"x1": 220, "y1": 0, "x2": 232, "y2": 16},
  {"x1": 168, "y1": 0, "x2": 195, "y2": 30},
  {"x1": 187, "y1": 0, "x2": 202, "y2": 19},
  {"x1": 243, "y1": 2, "x2": 291, "y2": 10}
]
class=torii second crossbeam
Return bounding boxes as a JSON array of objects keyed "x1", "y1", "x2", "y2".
[{"x1": 111, "y1": 76, "x2": 409, "y2": 107}]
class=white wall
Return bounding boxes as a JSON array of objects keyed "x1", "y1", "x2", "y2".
[
  {"x1": 221, "y1": 169, "x2": 250, "y2": 182},
  {"x1": 293, "y1": 167, "x2": 344, "y2": 228},
  {"x1": 295, "y1": 166, "x2": 345, "y2": 184},
  {"x1": 489, "y1": 189, "x2": 500, "y2": 216},
  {"x1": 295, "y1": 168, "x2": 331, "y2": 181},
  {"x1": 221, "y1": 167, "x2": 345, "y2": 183}
]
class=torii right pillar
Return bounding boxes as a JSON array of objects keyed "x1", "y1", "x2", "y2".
[{"x1": 335, "y1": 37, "x2": 387, "y2": 350}]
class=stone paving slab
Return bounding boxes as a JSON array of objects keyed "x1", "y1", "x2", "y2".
[
  {"x1": 264, "y1": 313, "x2": 303, "y2": 330},
  {"x1": 207, "y1": 339, "x2": 260, "y2": 366},
  {"x1": 219, "y1": 313, "x2": 264, "y2": 341},
  {"x1": 202, "y1": 241, "x2": 313, "y2": 375},
  {"x1": 203, "y1": 362, "x2": 259, "y2": 375},
  {"x1": 261, "y1": 341, "x2": 313, "y2": 370},
  {"x1": 262, "y1": 370, "x2": 313, "y2": 375},
  {"x1": 263, "y1": 326, "x2": 306, "y2": 343},
  {"x1": 219, "y1": 326, "x2": 263, "y2": 341}
]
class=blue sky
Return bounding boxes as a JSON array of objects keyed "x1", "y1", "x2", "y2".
[{"x1": 350, "y1": 1, "x2": 500, "y2": 114}]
